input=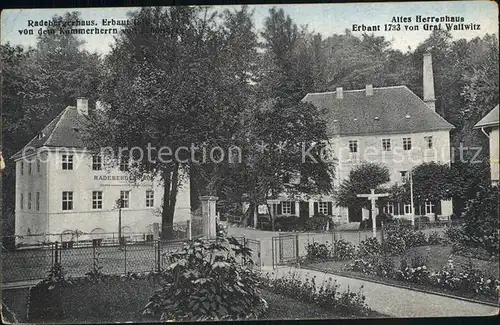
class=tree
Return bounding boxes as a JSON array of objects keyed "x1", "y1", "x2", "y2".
[{"x1": 335, "y1": 162, "x2": 390, "y2": 218}]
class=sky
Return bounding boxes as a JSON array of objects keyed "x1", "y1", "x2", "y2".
[{"x1": 1, "y1": 1, "x2": 498, "y2": 54}]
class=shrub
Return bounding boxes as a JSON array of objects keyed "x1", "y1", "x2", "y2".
[
  {"x1": 348, "y1": 259, "x2": 375, "y2": 274},
  {"x1": 381, "y1": 235, "x2": 406, "y2": 255},
  {"x1": 394, "y1": 257, "x2": 430, "y2": 284},
  {"x1": 427, "y1": 231, "x2": 442, "y2": 245},
  {"x1": 262, "y1": 272, "x2": 373, "y2": 317},
  {"x1": 304, "y1": 213, "x2": 331, "y2": 232},
  {"x1": 143, "y1": 237, "x2": 267, "y2": 321},
  {"x1": 274, "y1": 215, "x2": 303, "y2": 231},
  {"x1": 358, "y1": 237, "x2": 381, "y2": 257},
  {"x1": 331, "y1": 239, "x2": 356, "y2": 261},
  {"x1": 306, "y1": 242, "x2": 330, "y2": 260},
  {"x1": 373, "y1": 256, "x2": 395, "y2": 278}
]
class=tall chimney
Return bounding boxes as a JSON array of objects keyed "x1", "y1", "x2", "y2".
[
  {"x1": 77, "y1": 97, "x2": 89, "y2": 115},
  {"x1": 336, "y1": 87, "x2": 343, "y2": 99},
  {"x1": 365, "y1": 84, "x2": 373, "y2": 96},
  {"x1": 423, "y1": 53, "x2": 436, "y2": 111}
]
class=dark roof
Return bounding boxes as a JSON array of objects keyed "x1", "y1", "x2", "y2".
[
  {"x1": 302, "y1": 86, "x2": 454, "y2": 137},
  {"x1": 474, "y1": 105, "x2": 499, "y2": 128},
  {"x1": 11, "y1": 106, "x2": 88, "y2": 160}
]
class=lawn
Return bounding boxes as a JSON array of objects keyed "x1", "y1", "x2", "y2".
[{"x1": 305, "y1": 245, "x2": 499, "y2": 304}]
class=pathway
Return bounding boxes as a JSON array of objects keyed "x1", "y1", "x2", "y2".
[{"x1": 262, "y1": 266, "x2": 499, "y2": 318}]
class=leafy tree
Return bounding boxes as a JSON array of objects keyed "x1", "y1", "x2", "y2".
[{"x1": 335, "y1": 162, "x2": 390, "y2": 218}]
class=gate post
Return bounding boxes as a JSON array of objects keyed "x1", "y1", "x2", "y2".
[
  {"x1": 124, "y1": 240, "x2": 127, "y2": 274},
  {"x1": 186, "y1": 220, "x2": 192, "y2": 240},
  {"x1": 295, "y1": 234, "x2": 300, "y2": 268},
  {"x1": 199, "y1": 196, "x2": 218, "y2": 239},
  {"x1": 156, "y1": 240, "x2": 162, "y2": 272}
]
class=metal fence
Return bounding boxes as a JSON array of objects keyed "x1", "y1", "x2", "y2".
[{"x1": 2, "y1": 234, "x2": 260, "y2": 283}]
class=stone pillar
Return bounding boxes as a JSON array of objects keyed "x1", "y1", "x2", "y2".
[
  {"x1": 199, "y1": 196, "x2": 218, "y2": 238},
  {"x1": 153, "y1": 222, "x2": 160, "y2": 239}
]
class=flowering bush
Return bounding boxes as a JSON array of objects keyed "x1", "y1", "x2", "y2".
[
  {"x1": 348, "y1": 259, "x2": 375, "y2": 274},
  {"x1": 430, "y1": 258, "x2": 500, "y2": 298},
  {"x1": 304, "y1": 213, "x2": 332, "y2": 232},
  {"x1": 358, "y1": 238, "x2": 381, "y2": 257},
  {"x1": 143, "y1": 237, "x2": 267, "y2": 321},
  {"x1": 373, "y1": 256, "x2": 395, "y2": 278},
  {"x1": 331, "y1": 239, "x2": 356, "y2": 261},
  {"x1": 306, "y1": 242, "x2": 330, "y2": 260},
  {"x1": 262, "y1": 272, "x2": 373, "y2": 317},
  {"x1": 394, "y1": 258, "x2": 431, "y2": 284},
  {"x1": 381, "y1": 235, "x2": 406, "y2": 255},
  {"x1": 427, "y1": 231, "x2": 442, "y2": 245}
]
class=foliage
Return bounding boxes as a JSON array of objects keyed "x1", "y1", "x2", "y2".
[
  {"x1": 306, "y1": 242, "x2": 331, "y2": 260},
  {"x1": 386, "y1": 225, "x2": 427, "y2": 247},
  {"x1": 394, "y1": 257, "x2": 431, "y2": 284},
  {"x1": 330, "y1": 239, "x2": 356, "y2": 261},
  {"x1": 427, "y1": 231, "x2": 443, "y2": 245},
  {"x1": 358, "y1": 237, "x2": 381, "y2": 257},
  {"x1": 262, "y1": 272, "x2": 373, "y2": 317},
  {"x1": 381, "y1": 235, "x2": 406, "y2": 256},
  {"x1": 458, "y1": 186, "x2": 499, "y2": 257},
  {"x1": 304, "y1": 213, "x2": 332, "y2": 232},
  {"x1": 85, "y1": 249, "x2": 104, "y2": 283},
  {"x1": 349, "y1": 259, "x2": 375, "y2": 274},
  {"x1": 274, "y1": 215, "x2": 302, "y2": 231},
  {"x1": 143, "y1": 237, "x2": 266, "y2": 321},
  {"x1": 335, "y1": 163, "x2": 390, "y2": 211}
]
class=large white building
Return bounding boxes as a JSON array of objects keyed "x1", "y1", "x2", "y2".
[
  {"x1": 268, "y1": 53, "x2": 455, "y2": 224},
  {"x1": 12, "y1": 100, "x2": 191, "y2": 245}
]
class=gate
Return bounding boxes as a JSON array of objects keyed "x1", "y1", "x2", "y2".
[{"x1": 271, "y1": 233, "x2": 299, "y2": 268}]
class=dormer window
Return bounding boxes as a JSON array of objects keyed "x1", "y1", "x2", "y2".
[{"x1": 37, "y1": 132, "x2": 44, "y2": 140}]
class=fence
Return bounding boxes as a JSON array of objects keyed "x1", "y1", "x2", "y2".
[
  {"x1": 2, "y1": 234, "x2": 260, "y2": 283},
  {"x1": 271, "y1": 221, "x2": 458, "y2": 268}
]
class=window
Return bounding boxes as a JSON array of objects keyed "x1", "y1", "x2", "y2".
[
  {"x1": 425, "y1": 201, "x2": 435, "y2": 214},
  {"x1": 28, "y1": 161, "x2": 32, "y2": 175},
  {"x1": 62, "y1": 155, "x2": 73, "y2": 170},
  {"x1": 119, "y1": 157, "x2": 129, "y2": 171},
  {"x1": 318, "y1": 202, "x2": 329, "y2": 215},
  {"x1": 37, "y1": 160, "x2": 41, "y2": 173},
  {"x1": 400, "y1": 171, "x2": 408, "y2": 183},
  {"x1": 36, "y1": 192, "x2": 40, "y2": 211},
  {"x1": 28, "y1": 193, "x2": 32, "y2": 210},
  {"x1": 282, "y1": 201, "x2": 292, "y2": 214},
  {"x1": 348, "y1": 140, "x2": 358, "y2": 153},
  {"x1": 120, "y1": 191, "x2": 130, "y2": 208},
  {"x1": 20, "y1": 193, "x2": 24, "y2": 210},
  {"x1": 385, "y1": 202, "x2": 394, "y2": 215},
  {"x1": 20, "y1": 162, "x2": 24, "y2": 175},
  {"x1": 382, "y1": 139, "x2": 391, "y2": 151},
  {"x1": 92, "y1": 191, "x2": 103, "y2": 209},
  {"x1": 146, "y1": 190, "x2": 154, "y2": 207},
  {"x1": 403, "y1": 137, "x2": 412, "y2": 151},
  {"x1": 404, "y1": 204, "x2": 412, "y2": 215},
  {"x1": 62, "y1": 191, "x2": 73, "y2": 210},
  {"x1": 424, "y1": 136, "x2": 433, "y2": 149},
  {"x1": 92, "y1": 155, "x2": 102, "y2": 171}
]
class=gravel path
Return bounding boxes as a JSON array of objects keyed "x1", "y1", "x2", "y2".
[{"x1": 262, "y1": 266, "x2": 499, "y2": 318}]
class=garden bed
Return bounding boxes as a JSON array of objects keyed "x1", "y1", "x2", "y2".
[{"x1": 304, "y1": 245, "x2": 499, "y2": 305}]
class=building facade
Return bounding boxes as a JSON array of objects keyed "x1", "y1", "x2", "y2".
[
  {"x1": 12, "y1": 99, "x2": 191, "y2": 245},
  {"x1": 268, "y1": 54, "x2": 455, "y2": 224},
  {"x1": 474, "y1": 104, "x2": 499, "y2": 186}
]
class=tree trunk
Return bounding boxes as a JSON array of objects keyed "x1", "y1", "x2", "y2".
[
  {"x1": 161, "y1": 163, "x2": 180, "y2": 240},
  {"x1": 253, "y1": 201, "x2": 258, "y2": 229},
  {"x1": 266, "y1": 203, "x2": 274, "y2": 231}
]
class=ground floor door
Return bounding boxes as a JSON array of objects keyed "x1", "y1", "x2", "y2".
[
  {"x1": 348, "y1": 206, "x2": 362, "y2": 222},
  {"x1": 299, "y1": 201, "x2": 309, "y2": 219}
]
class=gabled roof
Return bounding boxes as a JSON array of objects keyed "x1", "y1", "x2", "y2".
[
  {"x1": 302, "y1": 86, "x2": 454, "y2": 137},
  {"x1": 11, "y1": 106, "x2": 88, "y2": 160},
  {"x1": 474, "y1": 105, "x2": 499, "y2": 129}
]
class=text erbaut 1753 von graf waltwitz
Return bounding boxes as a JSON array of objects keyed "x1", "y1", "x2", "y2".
[{"x1": 352, "y1": 15, "x2": 480, "y2": 32}]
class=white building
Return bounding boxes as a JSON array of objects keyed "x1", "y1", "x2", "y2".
[
  {"x1": 474, "y1": 104, "x2": 499, "y2": 186},
  {"x1": 12, "y1": 99, "x2": 191, "y2": 245},
  {"x1": 268, "y1": 53, "x2": 455, "y2": 224}
]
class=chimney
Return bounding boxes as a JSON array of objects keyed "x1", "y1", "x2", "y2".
[
  {"x1": 423, "y1": 53, "x2": 436, "y2": 111},
  {"x1": 336, "y1": 87, "x2": 343, "y2": 99},
  {"x1": 77, "y1": 97, "x2": 88, "y2": 115},
  {"x1": 365, "y1": 84, "x2": 373, "y2": 96}
]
